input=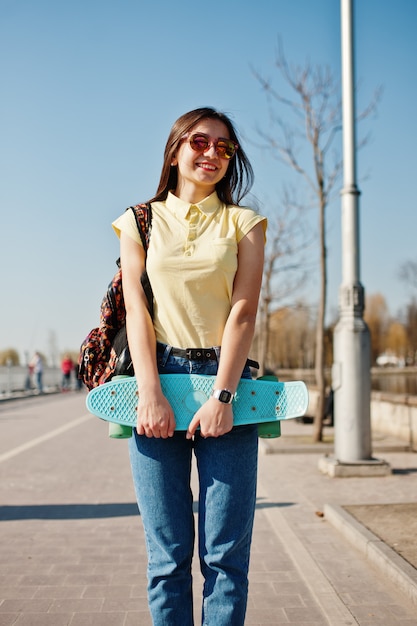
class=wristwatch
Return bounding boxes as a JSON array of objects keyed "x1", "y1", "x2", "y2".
[{"x1": 211, "y1": 388, "x2": 235, "y2": 404}]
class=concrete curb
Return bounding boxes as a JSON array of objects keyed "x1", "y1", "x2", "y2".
[
  {"x1": 0, "y1": 388, "x2": 73, "y2": 403},
  {"x1": 258, "y1": 438, "x2": 334, "y2": 455},
  {"x1": 257, "y1": 497, "x2": 357, "y2": 625},
  {"x1": 324, "y1": 503, "x2": 417, "y2": 608}
]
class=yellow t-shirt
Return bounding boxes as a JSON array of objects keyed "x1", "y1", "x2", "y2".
[{"x1": 112, "y1": 191, "x2": 267, "y2": 348}]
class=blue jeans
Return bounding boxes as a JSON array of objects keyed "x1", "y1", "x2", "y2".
[{"x1": 128, "y1": 350, "x2": 258, "y2": 626}]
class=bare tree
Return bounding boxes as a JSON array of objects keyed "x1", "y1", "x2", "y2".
[
  {"x1": 403, "y1": 300, "x2": 417, "y2": 365},
  {"x1": 253, "y1": 45, "x2": 342, "y2": 441},
  {"x1": 398, "y1": 263, "x2": 417, "y2": 364},
  {"x1": 253, "y1": 40, "x2": 379, "y2": 441},
  {"x1": 256, "y1": 191, "x2": 311, "y2": 375},
  {"x1": 269, "y1": 303, "x2": 315, "y2": 370},
  {"x1": 399, "y1": 260, "x2": 417, "y2": 291},
  {"x1": 364, "y1": 293, "x2": 390, "y2": 364}
]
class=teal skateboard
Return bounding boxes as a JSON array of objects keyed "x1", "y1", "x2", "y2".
[{"x1": 86, "y1": 374, "x2": 308, "y2": 439}]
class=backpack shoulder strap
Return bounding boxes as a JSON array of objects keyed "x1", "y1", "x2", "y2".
[{"x1": 129, "y1": 203, "x2": 152, "y2": 252}]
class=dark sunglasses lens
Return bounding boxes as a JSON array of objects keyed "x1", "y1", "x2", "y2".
[
  {"x1": 190, "y1": 135, "x2": 209, "y2": 151},
  {"x1": 216, "y1": 140, "x2": 236, "y2": 159}
]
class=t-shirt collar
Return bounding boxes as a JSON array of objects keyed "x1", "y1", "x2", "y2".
[{"x1": 166, "y1": 190, "x2": 222, "y2": 219}]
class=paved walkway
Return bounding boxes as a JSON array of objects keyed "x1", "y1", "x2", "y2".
[{"x1": 0, "y1": 392, "x2": 416, "y2": 625}]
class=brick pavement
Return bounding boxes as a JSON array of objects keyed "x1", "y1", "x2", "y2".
[{"x1": 0, "y1": 392, "x2": 416, "y2": 624}]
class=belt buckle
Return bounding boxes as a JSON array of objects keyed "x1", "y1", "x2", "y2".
[{"x1": 186, "y1": 348, "x2": 204, "y2": 360}]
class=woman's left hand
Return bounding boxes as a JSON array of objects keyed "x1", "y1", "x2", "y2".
[{"x1": 186, "y1": 399, "x2": 233, "y2": 439}]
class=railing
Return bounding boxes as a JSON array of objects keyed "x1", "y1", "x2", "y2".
[
  {"x1": 278, "y1": 367, "x2": 417, "y2": 396},
  {"x1": 0, "y1": 365, "x2": 62, "y2": 396}
]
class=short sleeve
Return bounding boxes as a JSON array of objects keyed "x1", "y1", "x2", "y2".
[
  {"x1": 112, "y1": 210, "x2": 144, "y2": 246},
  {"x1": 234, "y1": 207, "x2": 267, "y2": 244}
]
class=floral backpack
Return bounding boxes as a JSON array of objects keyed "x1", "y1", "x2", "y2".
[{"x1": 78, "y1": 203, "x2": 152, "y2": 390}]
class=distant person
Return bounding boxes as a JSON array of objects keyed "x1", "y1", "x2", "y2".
[
  {"x1": 61, "y1": 355, "x2": 73, "y2": 391},
  {"x1": 25, "y1": 363, "x2": 34, "y2": 392},
  {"x1": 30, "y1": 352, "x2": 43, "y2": 393},
  {"x1": 73, "y1": 361, "x2": 83, "y2": 391}
]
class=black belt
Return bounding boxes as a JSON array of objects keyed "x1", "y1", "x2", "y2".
[{"x1": 157, "y1": 345, "x2": 259, "y2": 369}]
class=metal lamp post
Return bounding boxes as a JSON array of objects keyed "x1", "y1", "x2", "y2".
[{"x1": 319, "y1": 0, "x2": 390, "y2": 477}]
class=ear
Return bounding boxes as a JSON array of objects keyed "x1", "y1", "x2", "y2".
[{"x1": 171, "y1": 156, "x2": 178, "y2": 167}]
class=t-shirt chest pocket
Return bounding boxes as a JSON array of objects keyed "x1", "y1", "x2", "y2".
[{"x1": 211, "y1": 238, "x2": 238, "y2": 273}]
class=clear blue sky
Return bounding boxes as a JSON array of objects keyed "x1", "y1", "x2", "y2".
[{"x1": 1, "y1": 0, "x2": 416, "y2": 364}]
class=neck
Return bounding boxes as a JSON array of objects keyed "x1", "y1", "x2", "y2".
[{"x1": 174, "y1": 182, "x2": 215, "y2": 204}]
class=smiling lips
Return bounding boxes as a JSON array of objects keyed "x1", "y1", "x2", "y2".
[{"x1": 197, "y1": 162, "x2": 217, "y2": 171}]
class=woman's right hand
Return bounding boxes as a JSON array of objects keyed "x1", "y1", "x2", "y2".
[{"x1": 136, "y1": 390, "x2": 176, "y2": 438}]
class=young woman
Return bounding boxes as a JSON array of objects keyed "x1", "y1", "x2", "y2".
[{"x1": 112, "y1": 107, "x2": 267, "y2": 625}]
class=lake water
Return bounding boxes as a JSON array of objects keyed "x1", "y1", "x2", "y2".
[{"x1": 370, "y1": 369, "x2": 417, "y2": 396}]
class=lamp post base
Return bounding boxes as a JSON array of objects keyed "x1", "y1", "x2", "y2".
[{"x1": 318, "y1": 454, "x2": 391, "y2": 478}]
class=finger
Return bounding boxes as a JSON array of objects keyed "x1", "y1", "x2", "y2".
[
  {"x1": 186, "y1": 416, "x2": 199, "y2": 440},
  {"x1": 167, "y1": 415, "x2": 176, "y2": 438}
]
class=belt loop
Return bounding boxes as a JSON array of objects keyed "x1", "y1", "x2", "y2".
[
  {"x1": 158, "y1": 343, "x2": 172, "y2": 367},
  {"x1": 213, "y1": 346, "x2": 221, "y2": 362}
]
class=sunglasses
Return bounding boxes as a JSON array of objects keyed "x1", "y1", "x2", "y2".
[{"x1": 182, "y1": 132, "x2": 239, "y2": 160}]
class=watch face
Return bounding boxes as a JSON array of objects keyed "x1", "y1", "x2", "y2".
[{"x1": 218, "y1": 389, "x2": 232, "y2": 403}]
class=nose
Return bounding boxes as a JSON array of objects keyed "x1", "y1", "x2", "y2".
[{"x1": 203, "y1": 142, "x2": 218, "y2": 158}]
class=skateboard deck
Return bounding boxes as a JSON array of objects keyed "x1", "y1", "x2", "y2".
[{"x1": 86, "y1": 374, "x2": 308, "y2": 437}]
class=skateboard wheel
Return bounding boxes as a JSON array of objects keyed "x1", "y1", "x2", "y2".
[
  {"x1": 108, "y1": 423, "x2": 133, "y2": 439},
  {"x1": 257, "y1": 421, "x2": 281, "y2": 438}
]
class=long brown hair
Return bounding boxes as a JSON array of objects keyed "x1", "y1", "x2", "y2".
[{"x1": 148, "y1": 107, "x2": 254, "y2": 206}]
